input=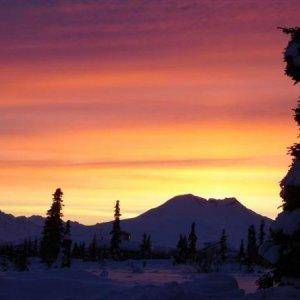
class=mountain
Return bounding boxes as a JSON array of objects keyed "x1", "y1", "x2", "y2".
[{"x1": 0, "y1": 194, "x2": 272, "y2": 249}]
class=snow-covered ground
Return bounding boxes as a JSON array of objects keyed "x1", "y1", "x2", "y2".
[{"x1": 0, "y1": 260, "x2": 298, "y2": 299}]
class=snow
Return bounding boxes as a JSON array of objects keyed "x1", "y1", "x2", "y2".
[
  {"x1": 271, "y1": 209, "x2": 300, "y2": 235},
  {"x1": 0, "y1": 259, "x2": 298, "y2": 299},
  {"x1": 0, "y1": 259, "x2": 256, "y2": 300},
  {"x1": 280, "y1": 159, "x2": 300, "y2": 187},
  {"x1": 248, "y1": 285, "x2": 300, "y2": 300},
  {"x1": 259, "y1": 241, "x2": 279, "y2": 264},
  {"x1": 285, "y1": 41, "x2": 300, "y2": 67}
]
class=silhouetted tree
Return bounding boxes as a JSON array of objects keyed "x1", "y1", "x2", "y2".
[
  {"x1": 246, "y1": 225, "x2": 258, "y2": 266},
  {"x1": 110, "y1": 200, "x2": 122, "y2": 259},
  {"x1": 188, "y1": 222, "x2": 197, "y2": 260},
  {"x1": 61, "y1": 220, "x2": 72, "y2": 268},
  {"x1": 40, "y1": 188, "x2": 64, "y2": 267},
  {"x1": 72, "y1": 242, "x2": 86, "y2": 259},
  {"x1": 175, "y1": 234, "x2": 188, "y2": 264},
  {"x1": 14, "y1": 243, "x2": 29, "y2": 271},
  {"x1": 140, "y1": 233, "x2": 152, "y2": 258},
  {"x1": 219, "y1": 229, "x2": 228, "y2": 262},
  {"x1": 72, "y1": 242, "x2": 79, "y2": 258},
  {"x1": 0, "y1": 254, "x2": 9, "y2": 271},
  {"x1": 256, "y1": 27, "x2": 300, "y2": 285},
  {"x1": 258, "y1": 219, "x2": 266, "y2": 247},
  {"x1": 88, "y1": 234, "x2": 98, "y2": 262},
  {"x1": 237, "y1": 239, "x2": 245, "y2": 264}
]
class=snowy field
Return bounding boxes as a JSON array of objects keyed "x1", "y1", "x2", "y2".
[{"x1": 0, "y1": 260, "x2": 299, "y2": 299}]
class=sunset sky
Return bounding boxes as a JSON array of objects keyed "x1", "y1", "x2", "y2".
[{"x1": 1, "y1": 0, "x2": 300, "y2": 224}]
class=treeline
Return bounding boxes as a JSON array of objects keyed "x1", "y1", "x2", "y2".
[
  {"x1": 0, "y1": 188, "x2": 269, "y2": 272},
  {"x1": 0, "y1": 189, "x2": 165, "y2": 271},
  {"x1": 173, "y1": 219, "x2": 268, "y2": 272}
]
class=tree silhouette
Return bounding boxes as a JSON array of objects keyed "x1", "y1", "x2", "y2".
[
  {"x1": 219, "y1": 229, "x2": 228, "y2": 263},
  {"x1": 140, "y1": 233, "x2": 152, "y2": 258},
  {"x1": 258, "y1": 219, "x2": 265, "y2": 247},
  {"x1": 187, "y1": 222, "x2": 197, "y2": 260},
  {"x1": 61, "y1": 220, "x2": 72, "y2": 268},
  {"x1": 175, "y1": 234, "x2": 188, "y2": 264},
  {"x1": 88, "y1": 234, "x2": 98, "y2": 262},
  {"x1": 110, "y1": 200, "x2": 122, "y2": 259},
  {"x1": 237, "y1": 239, "x2": 245, "y2": 264},
  {"x1": 246, "y1": 225, "x2": 258, "y2": 266},
  {"x1": 14, "y1": 243, "x2": 29, "y2": 271},
  {"x1": 267, "y1": 27, "x2": 300, "y2": 282},
  {"x1": 40, "y1": 188, "x2": 64, "y2": 267}
]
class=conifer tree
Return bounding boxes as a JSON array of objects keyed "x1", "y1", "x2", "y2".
[
  {"x1": 14, "y1": 243, "x2": 29, "y2": 271},
  {"x1": 72, "y1": 242, "x2": 79, "y2": 258},
  {"x1": 188, "y1": 222, "x2": 197, "y2": 260},
  {"x1": 0, "y1": 254, "x2": 9, "y2": 271},
  {"x1": 140, "y1": 233, "x2": 152, "y2": 258},
  {"x1": 176, "y1": 234, "x2": 188, "y2": 264},
  {"x1": 260, "y1": 28, "x2": 300, "y2": 283},
  {"x1": 219, "y1": 229, "x2": 228, "y2": 262},
  {"x1": 79, "y1": 242, "x2": 86, "y2": 259},
  {"x1": 40, "y1": 188, "x2": 64, "y2": 267},
  {"x1": 72, "y1": 242, "x2": 86, "y2": 259},
  {"x1": 246, "y1": 225, "x2": 258, "y2": 266},
  {"x1": 88, "y1": 234, "x2": 98, "y2": 261},
  {"x1": 237, "y1": 239, "x2": 245, "y2": 263},
  {"x1": 110, "y1": 200, "x2": 122, "y2": 259},
  {"x1": 32, "y1": 238, "x2": 39, "y2": 257},
  {"x1": 258, "y1": 219, "x2": 265, "y2": 247},
  {"x1": 61, "y1": 220, "x2": 72, "y2": 268}
]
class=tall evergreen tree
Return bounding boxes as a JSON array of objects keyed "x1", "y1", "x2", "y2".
[
  {"x1": 257, "y1": 28, "x2": 300, "y2": 284},
  {"x1": 258, "y1": 219, "x2": 266, "y2": 247},
  {"x1": 40, "y1": 188, "x2": 64, "y2": 267},
  {"x1": 14, "y1": 243, "x2": 29, "y2": 271},
  {"x1": 0, "y1": 254, "x2": 9, "y2": 271},
  {"x1": 188, "y1": 222, "x2": 197, "y2": 260},
  {"x1": 61, "y1": 220, "x2": 72, "y2": 268},
  {"x1": 219, "y1": 229, "x2": 228, "y2": 262},
  {"x1": 140, "y1": 233, "x2": 152, "y2": 258},
  {"x1": 237, "y1": 239, "x2": 245, "y2": 263},
  {"x1": 176, "y1": 234, "x2": 188, "y2": 264},
  {"x1": 246, "y1": 225, "x2": 258, "y2": 266},
  {"x1": 110, "y1": 200, "x2": 122, "y2": 259},
  {"x1": 88, "y1": 234, "x2": 98, "y2": 262}
]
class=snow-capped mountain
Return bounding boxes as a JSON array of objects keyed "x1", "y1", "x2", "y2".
[{"x1": 0, "y1": 194, "x2": 272, "y2": 249}]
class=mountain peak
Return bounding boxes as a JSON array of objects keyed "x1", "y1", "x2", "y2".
[
  {"x1": 167, "y1": 193, "x2": 206, "y2": 202},
  {"x1": 208, "y1": 197, "x2": 241, "y2": 206}
]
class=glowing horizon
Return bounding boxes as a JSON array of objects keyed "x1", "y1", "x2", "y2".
[{"x1": 1, "y1": 1, "x2": 300, "y2": 224}]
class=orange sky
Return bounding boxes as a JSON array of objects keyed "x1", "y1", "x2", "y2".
[{"x1": 1, "y1": 1, "x2": 300, "y2": 224}]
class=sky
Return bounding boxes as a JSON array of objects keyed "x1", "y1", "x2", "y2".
[{"x1": 1, "y1": 0, "x2": 300, "y2": 224}]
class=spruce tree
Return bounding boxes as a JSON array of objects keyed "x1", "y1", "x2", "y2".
[
  {"x1": 140, "y1": 233, "x2": 152, "y2": 258},
  {"x1": 14, "y1": 243, "x2": 29, "y2": 271},
  {"x1": 32, "y1": 238, "x2": 39, "y2": 257},
  {"x1": 176, "y1": 234, "x2": 188, "y2": 264},
  {"x1": 40, "y1": 188, "x2": 64, "y2": 267},
  {"x1": 237, "y1": 239, "x2": 245, "y2": 263},
  {"x1": 61, "y1": 220, "x2": 72, "y2": 268},
  {"x1": 79, "y1": 242, "x2": 86, "y2": 259},
  {"x1": 88, "y1": 234, "x2": 98, "y2": 262},
  {"x1": 188, "y1": 222, "x2": 197, "y2": 260},
  {"x1": 258, "y1": 219, "x2": 265, "y2": 247},
  {"x1": 110, "y1": 200, "x2": 122, "y2": 259},
  {"x1": 246, "y1": 225, "x2": 258, "y2": 266},
  {"x1": 0, "y1": 254, "x2": 9, "y2": 271},
  {"x1": 260, "y1": 28, "x2": 300, "y2": 283},
  {"x1": 219, "y1": 229, "x2": 228, "y2": 263}
]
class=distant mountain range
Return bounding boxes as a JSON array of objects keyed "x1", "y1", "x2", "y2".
[{"x1": 0, "y1": 194, "x2": 272, "y2": 249}]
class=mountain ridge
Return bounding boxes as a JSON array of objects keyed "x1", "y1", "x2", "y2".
[{"x1": 0, "y1": 194, "x2": 272, "y2": 249}]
